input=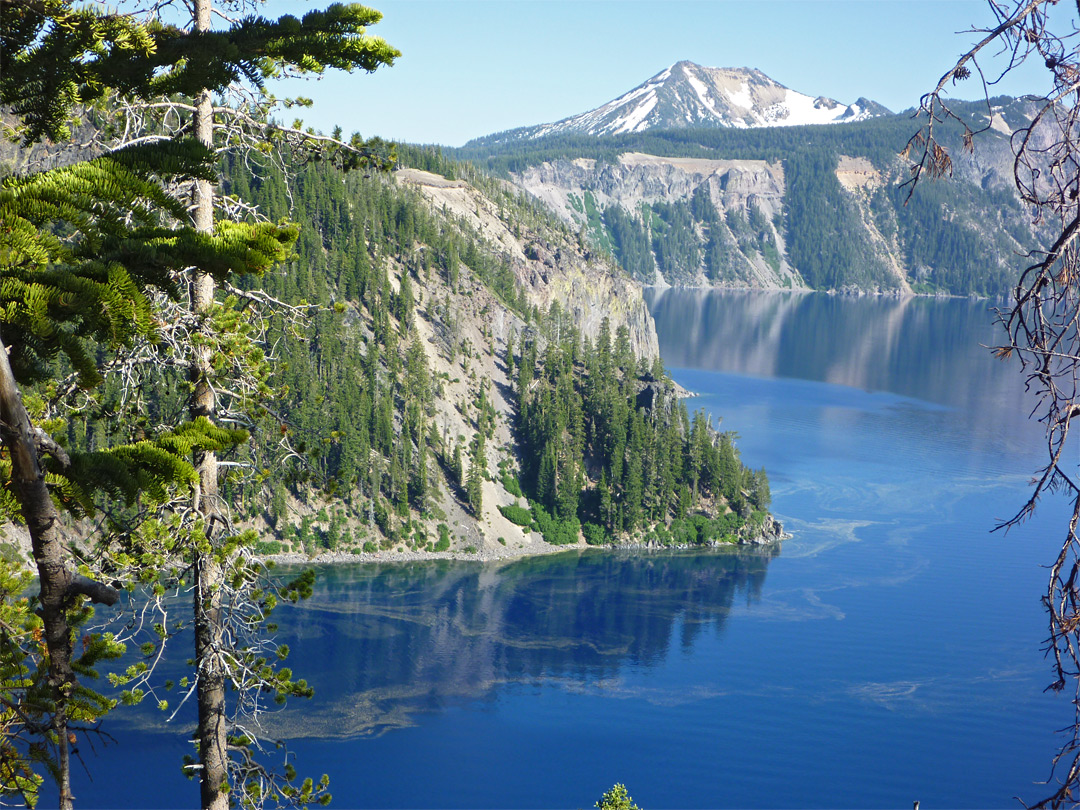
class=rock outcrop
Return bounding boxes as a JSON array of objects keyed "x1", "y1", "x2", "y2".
[
  {"x1": 515, "y1": 152, "x2": 802, "y2": 290},
  {"x1": 739, "y1": 513, "x2": 787, "y2": 545},
  {"x1": 397, "y1": 168, "x2": 660, "y2": 358}
]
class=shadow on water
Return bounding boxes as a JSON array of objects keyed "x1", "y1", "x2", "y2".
[{"x1": 246, "y1": 547, "x2": 780, "y2": 740}]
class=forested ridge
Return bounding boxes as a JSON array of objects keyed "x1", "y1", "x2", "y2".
[
  {"x1": 200, "y1": 145, "x2": 775, "y2": 556},
  {"x1": 513, "y1": 319, "x2": 772, "y2": 548},
  {"x1": 23, "y1": 139, "x2": 775, "y2": 561},
  {"x1": 453, "y1": 97, "x2": 1037, "y2": 297}
]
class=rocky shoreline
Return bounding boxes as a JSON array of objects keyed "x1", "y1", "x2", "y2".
[{"x1": 266, "y1": 515, "x2": 787, "y2": 567}]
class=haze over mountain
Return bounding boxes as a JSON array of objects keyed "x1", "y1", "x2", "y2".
[{"x1": 472, "y1": 61, "x2": 891, "y2": 144}]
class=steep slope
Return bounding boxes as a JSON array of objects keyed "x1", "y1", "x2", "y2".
[
  {"x1": 457, "y1": 97, "x2": 1040, "y2": 296},
  {"x1": 395, "y1": 167, "x2": 658, "y2": 357},
  {"x1": 475, "y1": 61, "x2": 890, "y2": 144},
  {"x1": 204, "y1": 150, "x2": 778, "y2": 561},
  {"x1": 515, "y1": 152, "x2": 802, "y2": 288}
]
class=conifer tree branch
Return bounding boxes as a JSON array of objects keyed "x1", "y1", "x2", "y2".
[{"x1": 910, "y1": 2, "x2": 1080, "y2": 805}]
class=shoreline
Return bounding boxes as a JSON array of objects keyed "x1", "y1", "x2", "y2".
[
  {"x1": 265, "y1": 519, "x2": 788, "y2": 567},
  {"x1": 641, "y1": 282, "x2": 1006, "y2": 302}
]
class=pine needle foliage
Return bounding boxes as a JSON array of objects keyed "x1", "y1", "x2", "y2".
[
  {"x1": 1, "y1": 0, "x2": 399, "y2": 145},
  {"x1": 0, "y1": 133, "x2": 289, "y2": 806},
  {"x1": 0, "y1": 139, "x2": 296, "y2": 387},
  {"x1": 1, "y1": 1, "x2": 397, "y2": 806}
]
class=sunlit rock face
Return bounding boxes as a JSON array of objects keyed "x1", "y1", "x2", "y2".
[
  {"x1": 515, "y1": 153, "x2": 801, "y2": 289},
  {"x1": 397, "y1": 168, "x2": 660, "y2": 359}
]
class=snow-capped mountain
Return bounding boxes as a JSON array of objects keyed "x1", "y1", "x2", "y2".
[{"x1": 477, "y1": 61, "x2": 890, "y2": 143}]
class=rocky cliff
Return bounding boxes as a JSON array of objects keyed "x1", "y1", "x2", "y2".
[
  {"x1": 514, "y1": 152, "x2": 802, "y2": 289},
  {"x1": 508, "y1": 129, "x2": 1036, "y2": 295},
  {"x1": 397, "y1": 167, "x2": 659, "y2": 358}
]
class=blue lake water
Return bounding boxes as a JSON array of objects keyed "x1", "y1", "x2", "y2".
[{"x1": 73, "y1": 290, "x2": 1070, "y2": 809}]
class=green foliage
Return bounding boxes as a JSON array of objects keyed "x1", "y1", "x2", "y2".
[
  {"x1": 0, "y1": 560, "x2": 45, "y2": 807},
  {"x1": 216, "y1": 148, "x2": 539, "y2": 525},
  {"x1": 0, "y1": 140, "x2": 293, "y2": 388},
  {"x1": 255, "y1": 540, "x2": 283, "y2": 555},
  {"x1": 596, "y1": 190, "x2": 783, "y2": 288},
  {"x1": 434, "y1": 524, "x2": 451, "y2": 552},
  {"x1": 650, "y1": 199, "x2": 701, "y2": 282},
  {"x1": 783, "y1": 151, "x2": 894, "y2": 290},
  {"x1": 497, "y1": 503, "x2": 532, "y2": 526},
  {"x1": 582, "y1": 522, "x2": 608, "y2": 546},
  {"x1": 1, "y1": 1, "x2": 400, "y2": 146},
  {"x1": 651, "y1": 513, "x2": 744, "y2": 547},
  {"x1": 603, "y1": 204, "x2": 655, "y2": 281},
  {"x1": 514, "y1": 315, "x2": 768, "y2": 543},
  {"x1": 883, "y1": 179, "x2": 1016, "y2": 295},
  {"x1": 0, "y1": 559, "x2": 130, "y2": 808},
  {"x1": 581, "y1": 191, "x2": 614, "y2": 253},
  {"x1": 500, "y1": 472, "x2": 524, "y2": 498},
  {"x1": 394, "y1": 144, "x2": 458, "y2": 179},
  {"x1": 466, "y1": 431, "x2": 485, "y2": 515},
  {"x1": 0, "y1": 1, "x2": 158, "y2": 144},
  {"x1": 596, "y1": 783, "x2": 640, "y2": 810},
  {"x1": 530, "y1": 504, "x2": 580, "y2": 546},
  {"x1": 0, "y1": 77, "x2": 301, "y2": 810}
]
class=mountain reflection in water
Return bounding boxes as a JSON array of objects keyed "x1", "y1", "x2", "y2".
[
  {"x1": 267, "y1": 548, "x2": 777, "y2": 739},
  {"x1": 644, "y1": 288, "x2": 1031, "y2": 453}
]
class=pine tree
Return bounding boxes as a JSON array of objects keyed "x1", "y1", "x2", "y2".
[
  {"x1": 397, "y1": 272, "x2": 415, "y2": 332},
  {"x1": 451, "y1": 442, "x2": 464, "y2": 487},
  {"x1": 2, "y1": 2, "x2": 399, "y2": 807},
  {"x1": 467, "y1": 431, "x2": 486, "y2": 515},
  {"x1": 0, "y1": 98, "x2": 280, "y2": 810}
]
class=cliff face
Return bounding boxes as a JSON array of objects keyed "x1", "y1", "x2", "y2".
[
  {"x1": 397, "y1": 168, "x2": 659, "y2": 358},
  {"x1": 514, "y1": 153, "x2": 803, "y2": 289},
  {"x1": 500, "y1": 103, "x2": 1042, "y2": 296},
  {"x1": 521, "y1": 153, "x2": 784, "y2": 222}
]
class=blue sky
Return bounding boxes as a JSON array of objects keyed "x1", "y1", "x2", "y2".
[{"x1": 264, "y1": 1, "x2": 1051, "y2": 147}]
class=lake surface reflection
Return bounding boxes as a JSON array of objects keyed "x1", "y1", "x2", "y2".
[
  {"x1": 645, "y1": 288, "x2": 1034, "y2": 456},
  {"x1": 73, "y1": 291, "x2": 1072, "y2": 809},
  {"x1": 275, "y1": 548, "x2": 777, "y2": 740}
]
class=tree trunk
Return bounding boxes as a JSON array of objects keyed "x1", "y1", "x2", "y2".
[
  {"x1": 0, "y1": 336, "x2": 118, "y2": 810},
  {"x1": 189, "y1": 1, "x2": 229, "y2": 808}
]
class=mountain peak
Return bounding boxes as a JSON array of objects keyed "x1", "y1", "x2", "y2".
[{"x1": 475, "y1": 62, "x2": 890, "y2": 145}]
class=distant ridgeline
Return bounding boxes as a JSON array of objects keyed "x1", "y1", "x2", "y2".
[
  {"x1": 452, "y1": 96, "x2": 1037, "y2": 298},
  {"x1": 66, "y1": 143, "x2": 771, "y2": 558}
]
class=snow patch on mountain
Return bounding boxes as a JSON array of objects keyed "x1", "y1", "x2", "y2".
[
  {"x1": 686, "y1": 72, "x2": 721, "y2": 117},
  {"x1": 725, "y1": 81, "x2": 754, "y2": 112},
  {"x1": 781, "y1": 91, "x2": 854, "y2": 127},
  {"x1": 475, "y1": 61, "x2": 890, "y2": 145},
  {"x1": 613, "y1": 93, "x2": 658, "y2": 133}
]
